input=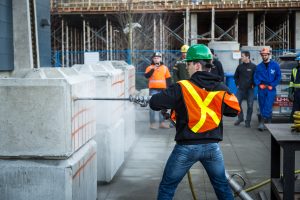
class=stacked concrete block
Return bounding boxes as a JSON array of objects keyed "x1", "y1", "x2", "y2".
[
  {"x1": 0, "y1": 140, "x2": 97, "y2": 200},
  {"x1": 97, "y1": 119, "x2": 125, "y2": 182},
  {"x1": 208, "y1": 41, "x2": 240, "y2": 73},
  {"x1": 110, "y1": 61, "x2": 136, "y2": 152},
  {"x1": 0, "y1": 68, "x2": 97, "y2": 200},
  {"x1": 73, "y1": 62, "x2": 126, "y2": 182},
  {"x1": 0, "y1": 68, "x2": 96, "y2": 158}
]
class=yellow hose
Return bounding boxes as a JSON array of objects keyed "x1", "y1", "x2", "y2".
[
  {"x1": 187, "y1": 170, "x2": 198, "y2": 200},
  {"x1": 243, "y1": 169, "x2": 300, "y2": 193},
  {"x1": 188, "y1": 169, "x2": 300, "y2": 199}
]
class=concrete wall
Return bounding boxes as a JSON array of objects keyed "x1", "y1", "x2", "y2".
[
  {"x1": 0, "y1": 0, "x2": 14, "y2": 71},
  {"x1": 36, "y1": 0, "x2": 51, "y2": 67}
]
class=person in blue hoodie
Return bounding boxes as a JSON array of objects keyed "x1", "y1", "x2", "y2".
[{"x1": 254, "y1": 47, "x2": 281, "y2": 131}]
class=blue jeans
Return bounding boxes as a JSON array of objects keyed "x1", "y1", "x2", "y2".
[
  {"x1": 157, "y1": 143, "x2": 233, "y2": 200},
  {"x1": 236, "y1": 88, "x2": 254, "y2": 124},
  {"x1": 149, "y1": 89, "x2": 164, "y2": 124}
]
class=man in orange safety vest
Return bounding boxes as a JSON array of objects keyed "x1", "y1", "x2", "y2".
[
  {"x1": 149, "y1": 44, "x2": 240, "y2": 200},
  {"x1": 144, "y1": 52, "x2": 172, "y2": 129}
]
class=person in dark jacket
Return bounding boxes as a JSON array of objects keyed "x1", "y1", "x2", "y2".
[
  {"x1": 172, "y1": 45, "x2": 189, "y2": 82},
  {"x1": 150, "y1": 44, "x2": 240, "y2": 200},
  {"x1": 233, "y1": 51, "x2": 256, "y2": 127},
  {"x1": 210, "y1": 48, "x2": 225, "y2": 82}
]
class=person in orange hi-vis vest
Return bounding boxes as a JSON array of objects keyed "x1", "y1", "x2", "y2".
[
  {"x1": 144, "y1": 52, "x2": 172, "y2": 129},
  {"x1": 149, "y1": 44, "x2": 240, "y2": 200}
]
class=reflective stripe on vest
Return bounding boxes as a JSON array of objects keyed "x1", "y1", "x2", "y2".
[{"x1": 178, "y1": 80, "x2": 226, "y2": 133}]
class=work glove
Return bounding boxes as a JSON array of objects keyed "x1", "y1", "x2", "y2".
[
  {"x1": 259, "y1": 84, "x2": 266, "y2": 90},
  {"x1": 288, "y1": 87, "x2": 294, "y2": 102},
  {"x1": 267, "y1": 85, "x2": 273, "y2": 90}
]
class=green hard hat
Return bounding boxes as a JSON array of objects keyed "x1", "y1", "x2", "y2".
[{"x1": 184, "y1": 44, "x2": 213, "y2": 62}]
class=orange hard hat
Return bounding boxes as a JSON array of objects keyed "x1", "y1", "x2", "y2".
[{"x1": 260, "y1": 47, "x2": 270, "y2": 55}]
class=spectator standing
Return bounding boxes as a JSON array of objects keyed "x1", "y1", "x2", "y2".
[
  {"x1": 144, "y1": 52, "x2": 172, "y2": 129},
  {"x1": 233, "y1": 51, "x2": 256, "y2": 128},
  {"x1": 254, "y1": 47, "x2": 281, "y2": 131},
  {"x1": 210, "y1": 48, "x2": 225, "y2": 82},
  {"x1": 172, "y1": 44, "x2": 189, "y2": 82}
]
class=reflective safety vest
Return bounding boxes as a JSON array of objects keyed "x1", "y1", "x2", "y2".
[
  {"x1": 146, "y1": 65, "x2": 171, "y2": 89},
  {"x1": 289, "y1": 68, "x2": 300, "y2": 88},
  {"x1": 177, "y1": 80, "x2": 240, "y2": 133}
]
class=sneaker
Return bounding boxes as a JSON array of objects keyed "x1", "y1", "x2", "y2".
[
  {"x1": 159, "y1": 122, "x2": 170, "y2": 129},
  {"x1": 234, "y1": 119, "x2": 244, "y2": 126},
  {"x1": 150, "y1": 123, "x2": 158, "y2": 129},
  {"x1": 245, "y1": 123, "x2": 251, "y2": 128}
]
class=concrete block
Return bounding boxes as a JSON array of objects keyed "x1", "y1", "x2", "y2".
[
  {"x1": 124, "y1": 102, "x2": 136, "y2": 152},
  {"x1": 110, "y1": 60, "x2": 136, "y2": 97},
  {"x1": 97, "y1": 119, "x2": 125, "y2": 182},
  {"x1": 0, "y1": 68, "x2": 96, "y2": 158},
  {"x1": 73, "y1": 63, "x2": 125, "y2": 126},
  {"x1": 208, "y1": 41, "x2": 240, "y2": 73},
  {"x1": 0, "y1": 140, "x2": 97, "y2": 200}
]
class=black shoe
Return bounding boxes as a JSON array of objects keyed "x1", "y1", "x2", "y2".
[
  {"x1": 234, "y1": 119, "x2": 244, "y2": 126},
  {"x1": 245, "y1": 123, "x2": 251, "y2": 128}
]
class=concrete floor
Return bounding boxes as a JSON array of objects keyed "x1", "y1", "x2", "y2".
[{"x1": 97, "y1": 101, "x2": 300, "y2": 200}]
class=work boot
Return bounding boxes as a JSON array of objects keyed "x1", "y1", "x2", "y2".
[
  {"x1": 159, "y1": 122, "x2": 170, "y2": 129},
  {"x1": 245, "y1": 122, "x2": 251, "y2": 128},
  {"x1": 265, "y1": 118, "x2": 272, "y2": 124},
  {"x1": 258, "y1": 121, "x2": 265, "y2": 131},
  {"x1": 150, "y1": 123, "x2": 158, "y2": 130},
  {"x1": 234, "y1": 119, "x2": 244, "y2": 126}
]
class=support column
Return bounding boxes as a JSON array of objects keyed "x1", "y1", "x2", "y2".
[
  {"x1": 83, "y1": 19, "x2": 86, "y2": 52},
  {"x1": 286, "y1": 13, "x2": 289, "y2": 50},
  {"x1": 190, "y1": 13, "x2": 198, "y2": 45},
  {"x1": 260, "y1": 14, "x2": 266, "y2": 46},
  {"x1": 66, "y1": 23, "x2": 69, "y2": 67},
  {"x1": 74, "y1": 28, "x2": 77, "y2": 64},
  {"x1": 295, "y1": 12, "x2": 300, "y2": 50},
  {"x1": 160, "y1": 15, "x2": 163, "y2": 51},
  {"x1": 12, "y1": 0, "x2": 34, "y2": 71},
  {"x1": 70, "y1": 28, "x2": 73, "y2": 66},
  {"x1": 110, "y1": 22, "x2": 113, "y2": 60},
  {"x1": 87, "y1": 22, "x2": 91, "y2": 51},
  {"x1": 247, "y1": 13, "x2": 254, "y2": 46},
  {"x1": 234, "y1": 14, "x2": 239, "y2": 41},
  {"x1": 185, "y1": 8, "x2": 190, "y2": 45},
  {"x1": 106, "y1": 18, "x2": 109, "y2": 60},
  {"x1": 211, "y1": 7, "x2": 215, "y2": 41},
  {"x1": 153, "y1": 17, "x2": 157, "y2": 50},
  {"x1": 62, "y1": 19, "x2": 64, "y2": 67}
]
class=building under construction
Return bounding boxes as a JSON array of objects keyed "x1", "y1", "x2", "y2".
[{"x1": 51, "y1": 0, "x2": 300, "y2": 71}]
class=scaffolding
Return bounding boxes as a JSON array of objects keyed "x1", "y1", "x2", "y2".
[
  {"x1": 50, "y1": 0, "x2": 300, "y2": 68},
  {"x1": 51, "y1": 0, "x2": 300, "y2": 13}
]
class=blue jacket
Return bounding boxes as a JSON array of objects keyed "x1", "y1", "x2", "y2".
[{"x1": 254, "y1": 60, "x2": 281, "y2": 88}]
